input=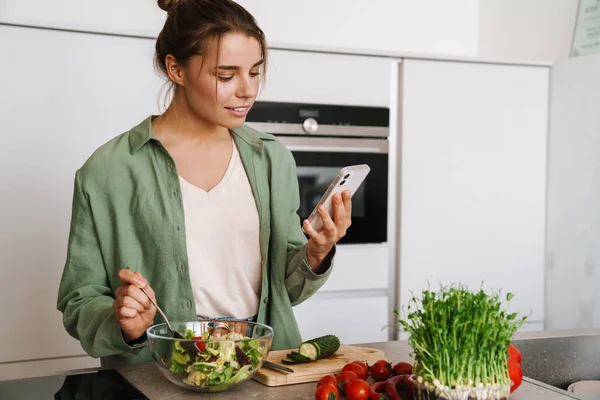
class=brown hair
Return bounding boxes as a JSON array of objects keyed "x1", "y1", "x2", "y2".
[{"x1": 155, "y1": 0, "x2": 268, "y2": 89}]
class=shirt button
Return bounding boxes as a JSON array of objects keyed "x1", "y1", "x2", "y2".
[
  {"x1": 180, "y1": 263, "x2": 185, "y2": 272},
  {"x1": 173, "y1": 191, "x2": 178, "y2": 197},
  {"x1": 176, "y1": 225, "x2": 180, "y2": 231},
  {"x1": 263, "y1": 297, "x2": 269, "y2": 304},
  {"x1": 186, "y1": 300, "x2": 192, "y2": 309}
]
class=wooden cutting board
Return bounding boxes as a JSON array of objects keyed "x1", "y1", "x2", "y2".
[{"x1": 253, "y1": 344, "x2": 386, "y2": 386}]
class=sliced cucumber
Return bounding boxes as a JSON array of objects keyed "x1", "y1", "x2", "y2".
[
  {"x1": 281, "y1": 335, "x2": 341, "y2": 365},
  {"x1": 287, "y1": 351, "x2": 312, "y2": 363},
  {"x1": 281, "y1": 358, "x2": 302, "y2": 365},
  {"x1": 299, "y1": 335, "x2": 340, "y2": 361},
  {"x1": 299, "y1": 342, "x2": 319, "y2": 361}
]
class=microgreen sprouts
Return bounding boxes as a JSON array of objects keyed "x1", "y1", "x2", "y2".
[{"x1": 398, "y1": 284, "x2": 526, "y2": 389}]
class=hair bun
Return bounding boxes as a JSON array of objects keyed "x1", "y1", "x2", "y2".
[{"x1": 157, "y1": 0, "x2": 179, "y2": 13}]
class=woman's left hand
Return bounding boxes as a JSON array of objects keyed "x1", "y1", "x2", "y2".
[{"x1": 303, "y1": 190, "x2": 352, "y2": 271}]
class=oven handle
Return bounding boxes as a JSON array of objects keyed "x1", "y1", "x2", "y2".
[
  {"x1": 286, "y1": 145, "x2": 386, "y2": 154},
  {"x1": 276, "y1": 136, "x2": 388, "y2": 154},
  {"x1": 245, "y1": 122, "x2": 388, "y2": 138}
]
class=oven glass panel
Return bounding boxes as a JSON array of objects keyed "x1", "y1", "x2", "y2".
[{"x1": 292, "y1": 151, "x2": 388, "y2": 244}]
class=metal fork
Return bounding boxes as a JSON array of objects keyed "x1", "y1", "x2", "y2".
[{"x1": 139, "y1": 287, "x2": 198, "y2": 354}]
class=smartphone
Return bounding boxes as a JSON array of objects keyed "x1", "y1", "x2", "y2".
[{"x1": 303, "y1": 164, "x2": 370, "y2": 233}]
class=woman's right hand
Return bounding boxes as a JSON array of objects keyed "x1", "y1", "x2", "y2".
[{"x1": 113, "y1": 269, "x2": 157, "y2": 342}]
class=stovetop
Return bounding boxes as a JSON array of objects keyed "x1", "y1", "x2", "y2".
[{"x1": 0, "y1": 368, "x2": 147, "y2": 400}]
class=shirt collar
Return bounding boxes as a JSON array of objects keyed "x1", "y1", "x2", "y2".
[
  {"x1": 128, "y1": 115, "x2": 274, "y2": 155},
  {"x1": 128, "y1": 116, "x2": 155, "y2": 155}
]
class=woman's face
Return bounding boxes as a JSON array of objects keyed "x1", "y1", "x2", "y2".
[{"x1": 178, "y1": 32, "x2": 263, "y2": 129}]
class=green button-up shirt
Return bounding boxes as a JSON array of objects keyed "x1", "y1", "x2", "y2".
[{"x1": 57, "y1": 116, "x2": 334, "y2": 366}]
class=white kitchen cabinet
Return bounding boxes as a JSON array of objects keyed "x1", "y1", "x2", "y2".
[
  {"x1": 258, "y1": 49, "x2": 392, "y2": 107},
  {"x1": 0, "y1": 25, "x2": 162, "y2": 367},
  {"x1": 293, "y1": 296, "x2": 390, "y2": 345},
  {"x1": 318, "y1": 244, "x2": 389, "y2": 292},
  {"x1": 544, "y1": 55, "x2": 600, "y2": 331},
  {"x1": 394, "y1": 59, "x2": 549, "y2": 330},
  {"x1": 292, "y1": 244, "x2": 391, "y2": 345}
]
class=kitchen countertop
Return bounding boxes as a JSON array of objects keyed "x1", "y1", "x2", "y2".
[
  {"x1": 5, "y1": 329, "x2": 596, "y2": 399},
  {"x1": 117, "y1": 330, "x2": 596, "y2": 399}
]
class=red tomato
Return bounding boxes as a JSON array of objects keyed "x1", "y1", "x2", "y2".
[
  {"x1": 336, "y1": 371, "x2": 358, "y2": 394},
  {"x1": 391, "y1": 361, "x2": 413, "y2": 376},
  {"x1": 343, "y1": 363, "x2": 368, "y2": 380},
  {"x1": 508, "y1": 359, "x2": 523, "y2": 393},
  {"x1": 352, "y1": 361, "x2": 370, "y2": 379},
  {"x1": 370, "y1": 360, "x2": 392, "y2": 382},
  {"x1": 508, "y1": 343, "x2": 522, "y2": 364},
  {"x1": 192, "y1": 336, "x2": 205, "y2": 352},
  {"x1": 317, "y1": 375, "x2": 338, "y2": 389},
  {"x1": 315, "y1": 384, "x2": 339, "y2": 400},
  {"x1": 346, "y1": 379, "x2": 371, "y2": 400}
]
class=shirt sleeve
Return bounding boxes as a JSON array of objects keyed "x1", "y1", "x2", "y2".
[
  {"x1": 57, "y1": 170, "x2": 146, "y2": 358},
  {"x1": 281, "y1": 153, "x2": 335, "y2": 306}
]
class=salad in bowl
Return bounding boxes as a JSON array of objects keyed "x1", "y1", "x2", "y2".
[{"x1": 147, "y1": 320, "x2": 273, "y2": 392}]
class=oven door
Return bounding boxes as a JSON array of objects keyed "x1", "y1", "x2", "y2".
[{"x1": 277, "y1": 136, "x2": 388, "y2": 244}]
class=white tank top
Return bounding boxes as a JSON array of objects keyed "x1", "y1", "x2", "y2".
[{"x1": 178, "y1": 141, "x2": 262, "y2": 319}]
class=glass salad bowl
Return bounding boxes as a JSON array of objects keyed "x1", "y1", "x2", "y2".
[{"x1": 147, "y1": 320, "x2": 273, "y2": 392}]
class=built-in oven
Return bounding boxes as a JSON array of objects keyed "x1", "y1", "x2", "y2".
[{"x1": 246, "y1": 101, "x2": 389, "y2": 244}]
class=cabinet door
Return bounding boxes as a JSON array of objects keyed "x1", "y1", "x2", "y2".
[
  {"x1": 0, "y1": 25, "x2": 162, "y2": 365},
  {"x1": 545, "y1": 55, "x2": 600, "y2": 331},
  {"x1": 258, "y1": 49, "x2": 392, "y2": 107},
  {"x1": 318, "y1": 244, "x2": 389, "y2": 292},
  {"x1": 293, "y1": 296, "x2": 390, "y2": 345},
  {"x1": 398, "y1": 59, "x2": 549, "y2": 323}
]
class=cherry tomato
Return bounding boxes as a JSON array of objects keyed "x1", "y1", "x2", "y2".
[
  {"x1": 370, "y1": 360, "x2": 392, "y2": 382},
  {"x1": 343, "y1": 363, "x2": 368, "y2": 380},
  {"x1": 508, "y1": 359, "x2": 523, "y2": 393},
  {"x1": 336, "y1": 371, "x2": 358, "y2": 394},
  {"x1": 391, "y1": 361, "x2": 413, "y2": 376},
  {"x1": 353, "y1": 361, "x2": 370, "y2": 378},
  {"x1": 346, "y1": 378, "x2": 371, "y2": 400},
  {"x1": 317, "y1": 375, "x2": 338, "y2": 389},
  {"x1": 315, "y1": 384, "x2": 339, "y2": 400},
  {"x1": 192, "y1": 336, "x2": 205, "y2": 352},
  {"x1": 508, "y1": 343, "x2": 522, "y2": 364}
]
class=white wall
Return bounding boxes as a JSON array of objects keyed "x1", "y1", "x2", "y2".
[
  {"x1": 477, "y1": 0, "x2": 579, "y2": 61},
  {"x1": 0, "y1": 0, "x2": 480, "y2": 56},
  {"x1": 545, "y1": 54, "x2": 600, "y2": 330}
]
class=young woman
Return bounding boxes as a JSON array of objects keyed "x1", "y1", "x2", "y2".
[{"x1": 57, "y1": 0, "x2": 351, "y2": 366}]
